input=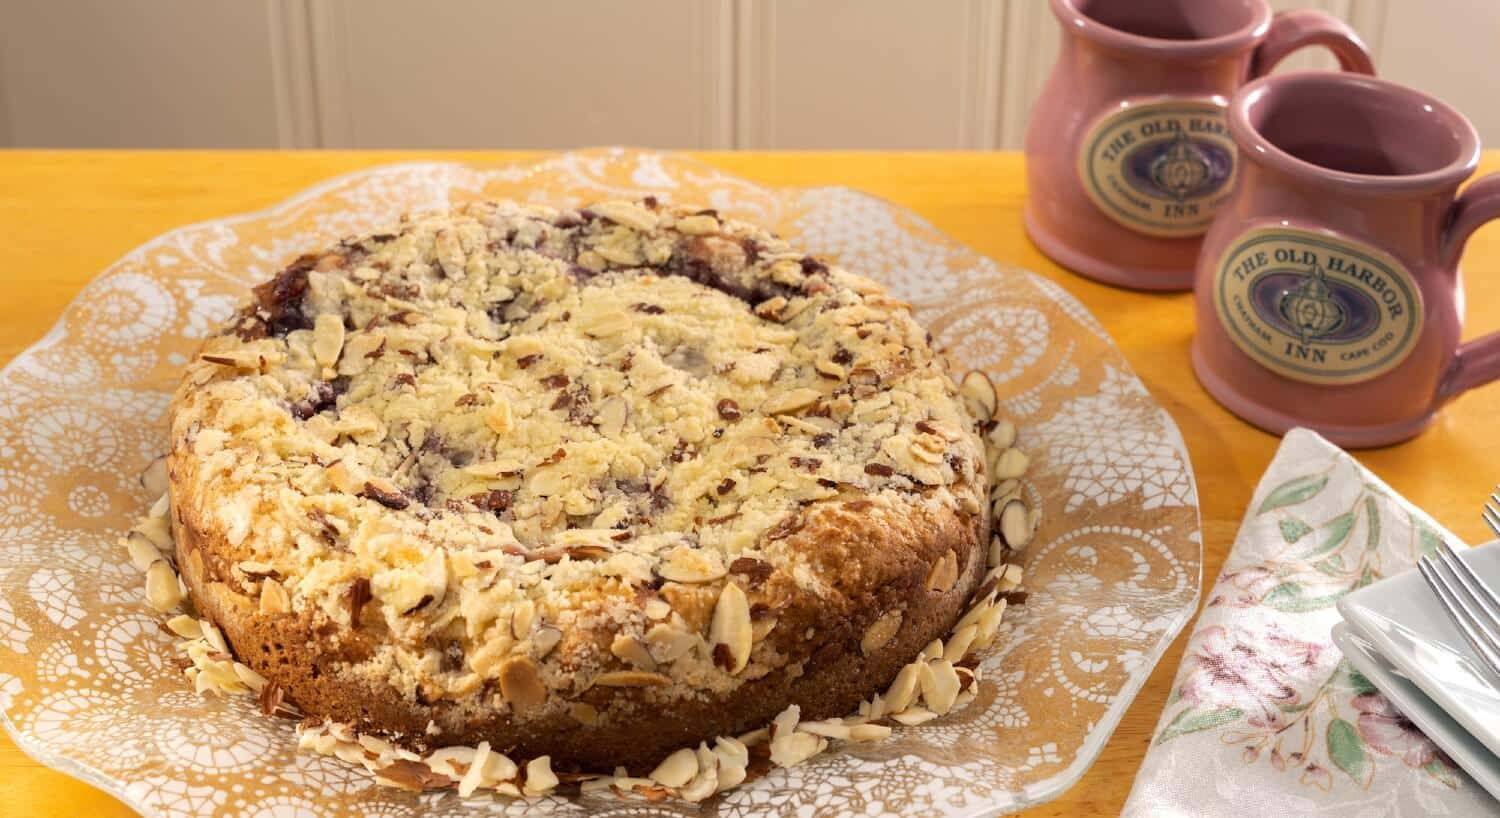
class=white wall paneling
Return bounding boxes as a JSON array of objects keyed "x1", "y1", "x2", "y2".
[
  {"x1": 268, "y1": 0, "x2": 320, "y2": 148},
  {"x1": 1371, "y1": 0, "x2": 1500, "y2": 148},
  {"x1": 308, "y1": 0, "x2": 734, "y2": 149},
  {"x1": 0, "y1": 0, "x2": 1494, "y2": 150},
  {"x1": 0, "y1": 0, "x2": 288, "y2": 147},
  {"x1": 735, "y1": 0, "x2": 1006, "y2": 149}
]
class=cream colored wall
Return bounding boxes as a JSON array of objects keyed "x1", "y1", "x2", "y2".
[{"x1": 1, "y1": 0, "x2": 1495, "y2": 150}]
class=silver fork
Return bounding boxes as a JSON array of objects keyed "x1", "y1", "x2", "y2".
[
  {"x1": 1484, "y1": 489, "x2": 1500, "y2": 539},
  {"x1": 1417, "y1": 538, "x2": 1500, "y2": 681}
]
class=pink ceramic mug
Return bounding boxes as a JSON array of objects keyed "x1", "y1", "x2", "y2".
[
  {"x1": 1024, "y1": 0, "x2": 1374, "y2": 291},
  {"x1": 1192, "y1": 72, "x2": 1500, "y2": 448}
]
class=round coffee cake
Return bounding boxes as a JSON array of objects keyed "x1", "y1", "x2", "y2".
[{"x1": 167, "y1": 198, "x2": 990, "y2": 771}]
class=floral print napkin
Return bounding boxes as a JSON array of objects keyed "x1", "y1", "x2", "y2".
[{"x1": 1122, "y1": 428, "x2": 1496, "y2": 816}]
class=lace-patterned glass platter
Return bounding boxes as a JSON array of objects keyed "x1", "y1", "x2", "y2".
[{"x1": 0, "y1": 149, "x2": 1201, "y2": 818}]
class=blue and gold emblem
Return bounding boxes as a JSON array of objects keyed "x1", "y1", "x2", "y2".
[
  {"x1": 1278, "y1": 263, "x2": 1348, "y2": 343},
  {"x1": 1078, "y1": 98, "x2": 1237, "y2": 237},
  {"x1": 1148, "y1": 132, "x2": 1215, "y2": 202},
  {"x1": 1214, "y1": 227, "x2": 1423, "y2": 385}
]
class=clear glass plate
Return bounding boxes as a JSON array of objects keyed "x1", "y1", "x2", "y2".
[{"x1": 0, "y1": 149, "x2": 1201, "y2": 817}]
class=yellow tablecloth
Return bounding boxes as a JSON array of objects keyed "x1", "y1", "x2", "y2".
[{"x1": 2, "y1": 150, "x2": 1498, "y2": 817}]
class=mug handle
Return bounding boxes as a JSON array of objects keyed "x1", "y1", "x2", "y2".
[
  {"x1": 1249, "y1": 10, "x2": 1376, "y2": 77},
  {"x1": 1438, "y1": 174, "x2": 1500, "y2": 400}
]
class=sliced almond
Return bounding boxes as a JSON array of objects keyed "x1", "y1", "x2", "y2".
[
  {"x1": 201, "y1": 619, "x2": 229, "y2": 654},
  {"x1": 646, "y1": 622, "x2": 699, "y2": 664},
  {"x1": 457, "y1": 742, "x2": 492, "y2": 796},
  {"x1": 510, "y1": 599, "x2": 535, "y2": 639},
  {"x1": 988, "y1": 418, "x2": 1017, "y2": 450},
  {"x1": 860, "y1": 609, "x2": 903, "y2": 656},
  {"x1": 259, "y1": 577, "x2": 290, "y2": 614},
  {"x1": 134, "y1": 508, "x2": 174, "y2": 550},
  {"x1": 847, "y1": 723, "x2": 892, "y2": 742},
  {"x1": 680, "y1": 745, "x2": 720, "y2": 803},
  {"x1": 959, "y1": 370, "x2": 997, "y2": 423},
  {"x1": 522, "y1": 755, "x2": 558, "y2": 796},
  {"x1": 750, "y1": 614, "x2": 778, "y2": 642},
  {"x1": 713, "y1": 740, "x2": 749, "y2": 791},
  {"x1": 920, "y1": 638, "x2": 944, "y2": 661},
  {"x1": 760, "y1": 387, "x2": 821, "y2": 416},
  {"x1": 595, "y1": 396, "x2": 629, "y2": 438},
  {"x1": 146, "y1": 560, "x2": 183, "y2": 612},
  {"x1": 709, "y1": 582, "x2": 753, "y2": 674},
  {"x1": 590, "y1": 200, "x2": 659, "y2": 232},
  {"x1": 312, "y1": 314, "x2": 345, "y2": 369},
  {"x1": 998, "y1": 563, "x2": 1024, "y2": 592},
  {"x1": 532, "y1": 626, "x2": 563, "y2": 658},
  {"x1": 890, "y1": 706, "x2": 938, "y2": 726},
  {"x1": 484, "y1": 402, "x2": 513, "y2": 435},
  {"x1": 999, "y1": 499, "x2": 1034, "y2": 550},
  {"x1": 990, "y1": 478, "x2": 1020, "y2": 502},
  {"x1": 976, "y1": 598, "x2": 1009, "y2": 648},
  {"x1": 675, "y1": 214, "x2": 719, "y2": 235},
  {"x1": 125, "y1": 533, "x2": 163, "y2": 572},
  {"x1": 925, "y1": 550, "x2": 959, "y2": 593},
  {"x1": 714, "y1": 735, "x2": 750, "y2": 768},
  {"x1": 166, "y1": 614, "x2": 202, "y2": 640},
  {"x1": 498, "y1": 655, "x2": 546, "y2": 711},
  {"x1": 649, "y1": 747, "x2": 699, "y2": 788},
  {"x1": 797, "y1": 719, "x2": 852, "y2": 740},
  {"x1": 140, "y1": 456, "x2": 169, "y2": 497},
  {"x1": 425, "y1": 746, "x2": 476, "y2": 780},
  {"x1": 324, "y1": 460, "x2": 362, "y2": 494},
  {"x1": 753, "y1": 296, "x2": 788, "y2": 321},
  {"x1": 610, "y1": 634, "x2": 658, "y2": 671},
  {"x1": 954, "y1": 596, "x2": 991, "y2": 634},
  {"x1": 237, "y1": 560, "x2": 275, "y2": 576},
  {"x1": 768, "y1": 730, "x2": 826, "y2": 768},
  {"x1": 232, "y1": 662, "x2": 268, "y2": 693},
  {"x1": 908, "y1": 437, "x2": 946, "y2": 465},
  {"x1": 643, "y1": 598, "x2": 672, "y2": 620},
  {"x1": 885, "y1": 662, "x2": 922, "y2": 713},
  {"x1": 991, "y1": 447, "x2": 1030, "y2": 480},
  {"x1": 943, "y1": 623, "x2": 978, "y2": 663},
  {"x1": 814, "y1": 359, "x2": 847, "y2": 380},
  {"x1": 989, "y1": 535, "x2": 1007, "y2": 569},
  {"x1": 593, "y1": 670, "x2": 672, "y2": 688},
  {"x1": 582, "y1": 309, "x2": 633, "y2": 338},
  {"x1": 920, "y1": 659, "x2": 962, "y2": 714}
]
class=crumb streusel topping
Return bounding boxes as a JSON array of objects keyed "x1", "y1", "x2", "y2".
[{"x1": 170, "y1": 199, "x2": 986, "y2": 718}]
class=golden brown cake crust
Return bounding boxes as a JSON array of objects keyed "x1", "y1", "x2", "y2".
[{"x1": 167, "y1": 199, "x2": 989, "y2": 772}]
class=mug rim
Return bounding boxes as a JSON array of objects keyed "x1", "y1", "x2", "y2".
[
  {"x1": 1229, "y1": 72, "x2": 1481, "y2": 193},
  {"x1": 1050, "y1": 0, "x2": 1272, "y2": 59}
]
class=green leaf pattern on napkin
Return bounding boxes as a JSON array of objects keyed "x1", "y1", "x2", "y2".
[{"x1": 1154, "y1": 451, "x2": 1459, "y2": 793}]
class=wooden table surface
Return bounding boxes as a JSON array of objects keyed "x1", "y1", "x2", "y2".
[{"x1": 3, "y1": 150, "x2": 1499, "y2": 817}]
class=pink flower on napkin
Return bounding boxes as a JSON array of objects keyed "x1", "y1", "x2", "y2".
[
  {"x1": 1351, "y1": 692, "x2": 1443, "y2": 769},
  {"x1": 1179, "y1": 624, "x2": 1324, "y2": 727}
]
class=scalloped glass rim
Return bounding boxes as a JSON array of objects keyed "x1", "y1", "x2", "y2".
[{"x1": 0, "y1": 150, "x2": 1201, "y2": 818}]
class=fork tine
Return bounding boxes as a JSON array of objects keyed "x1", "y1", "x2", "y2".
[
  {"x1": 1486, "y1": 502, "x2": 1500, "y2": 539},
  {"x1": 1436, "y1": 540, "x2": 1500, "y2": 627},
  {"x1": 1419, "y1": 556, "x2": 1500, "y2": 682}
]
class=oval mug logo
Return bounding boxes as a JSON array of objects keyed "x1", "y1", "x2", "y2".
[
  {"x1": 1214, "y1": 227, "x2": 1424, "y2": 385},
  {"x1": 1077, "y1": 98, "x2": 1236, "y2": 238}
]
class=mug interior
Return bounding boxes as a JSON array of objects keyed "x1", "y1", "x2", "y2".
[
  {"x1": 1246, "y1": 76, "x2": 1471, "y2": 178},
  {"x1": 1073, "y1": 0, "x2": 1259, "y2": 41}
]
